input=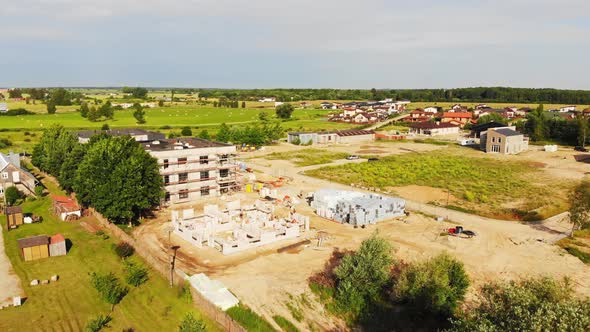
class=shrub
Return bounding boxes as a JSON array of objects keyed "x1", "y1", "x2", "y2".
[
  {"x1": 85, "y1": 315, "x2": 112, "y2": 332},
  {"x1": 4, "y1": 186, "x2": 21, "y2": 206},
  {"x1": 34, "y1": 185, "x2": 44, "y2": 197},
  {"x1": 90, "y1": 272, "x2": 128, "y2": 309},
  {"x1": 181, "y1": 126, "x2": 193, "y2": 136},
  {"x1": 114, "y1": 241, "x2": 135, "y2": 258},
  {"x1": 124, "y1": 261, "x2": 149, "y2": 287},
  {"x1": 178, "y1": 313, "x2": 206, "y2": 332},
  {"x1": 291, "y1": 137, "x2": 301, "y2": 145},
  {"x1": 273, "y1": 315, "x2": 300, "y2": 332},
  {"x1": 448, "y1": 277, "x2": 590, "y2": 332},
  {"x1": 393, "y1": 252, "x2": 469, "y2": 317},
  {"x1": 463, "y1": 191, "x2": 475, "y2": 202},
  {"x1": 226, "y1": 305, "x2": 277, "y2": 332},
  {"x1": 0, "y1": 137, "x2": 13, "y2": 149}
]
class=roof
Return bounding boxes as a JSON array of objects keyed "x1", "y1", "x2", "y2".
[
  {"x1": 18, "y1": 235, "x2": 49, "y2": 249},
  {"x1": 0, "y1": 152, "x2": 20, "y2": 171},
  {"x1": 51, "y1": 195, "x2": 80, "y2": 211},
  {"x1": 5, "y1": 206, "x2": 22, "y2": 214},
  {"x1": 442, "y1": 112, "x2": 472, "y2": 118},
  {"x1": 492, "y1": 128, "x2": 522, "y2": 137},
  {"x1": 335, "y1": 129, "x2": 375, "y2": 137},
  {"x1": 50, "y1": 233, "x2": 65, "y2": 244},
  {"x1": 142, "y1": 138, "x2": 232, "y2": 151},
  {"x1": 410, "y1": 122, "x2": 459, "y2": 129},
  {"x1": 470, "y1": 121, "x2": 507, "y2": 132},
  {"x1": 410, "y1": 109, "x2": 426, "y2": 114}
]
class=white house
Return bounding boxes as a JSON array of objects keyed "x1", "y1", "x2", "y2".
[
  {"x1": 424, "y1": 106, "x2": 438, "y2": 113},
  {"x1": 559, "y1": 106, "x2": 576, "y2": 113},
  {"x1": 258, "y1": 97, "x2": 276, "y2": 103}
]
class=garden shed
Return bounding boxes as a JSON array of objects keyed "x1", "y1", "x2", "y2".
[
  {"x1": 5, "y1": 206, "x2": 23, "y2": 229},
  {"x1": 49, "y1": 233, "x2": 67, "y2": 257},
  {"x1": 18, "y1": 235, "x2": 50, "y2": 261},
  {"x1": 51, "y1": 195, "x2": 81, "y2": 221}
]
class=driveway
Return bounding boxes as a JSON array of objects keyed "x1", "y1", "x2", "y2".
[{"x1": 0, "y1": 226, "x2": 24, "y2": 306}]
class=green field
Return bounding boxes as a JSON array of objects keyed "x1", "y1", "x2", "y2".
[
  {"x1": 264, "y1": 148, "x2": 350, "y2": 166},
  {"x1": 305, "y1": 151, "x2": 569, "y2": 220},
  {"x1": 0, "y1": 171, "x2": 221, "y2": 331}
]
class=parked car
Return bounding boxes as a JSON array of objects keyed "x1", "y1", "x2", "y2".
[
  {"x1": 574, "y1": 146, "x2": 589, "y2": 152},
  {"x1": 346, "y1": 155, "x2": 359, "y2": 160},
  {"x1": 367, "y1": 157, "x2": 379, "y2": 162}
]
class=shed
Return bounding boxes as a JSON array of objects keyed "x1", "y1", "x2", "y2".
[
  {"x1": 5, "y1": 206, "x2": 24, "y2": 229},
  {"x1": 51, "y1": 195, "x2": 81, "y2": 221},
  {"x1": 49, "y1": 233, "x2": 67, "y2": 257},
  {"x1": 18, "y1": 235, "x2": 50, "y2": 261}
]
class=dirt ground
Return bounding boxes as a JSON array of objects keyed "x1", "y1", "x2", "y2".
[
  {"x1": 134, "y1": 140, "x2": 590, "y2": 331},
  {"x1": 0, "y1": 228, "x2": 24, "y2": 307}
]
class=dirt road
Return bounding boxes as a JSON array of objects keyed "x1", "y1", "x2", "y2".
[{"x1": 0, "y1": 227, "x2": 24, "y2": 306}]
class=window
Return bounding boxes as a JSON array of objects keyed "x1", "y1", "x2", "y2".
[
  {"x1": 498, "y1": 137, "x2": 502, "y2": 143},
  {"x1": 1, "y1": 172, "x2": 7, "y2": 179},
  {"x1": 220, "y1": 169, "x2": 229, "y2": 178},
  {"x1": 200, "y1": 171, "x2": 209, "y2": 180},
  {"x1": 491, "y1": 145, "x2": 500, "y2": 153},
  {"x1": 163, "y1": 159, "x2": 169, "y2": 169},
  {"x1": 199, "y1": 156, "x2": 209, "y2": 164},
  {"x1": 179, "y1": 173, "x2": 188, "y2": 183},
  {"x1": 200, "y1": 187, "x2": 210, "y2": 196},
  {"x1": 179, "y1": 189, "x2": 189, "y2": 199},
  {"x1": 163, "y1": 175, "x2": 170, "y2": 185},
  {"x1": 220, "y1": 182, "x2": 230, "y2": 194},
  {"x1": 492, "y1": 137, "x2": 496, "y2": 143},
  {"x1": 164, "y1": 192, "x2": 170, "y2": 202},
  {"x1": 178, "y1": 157, "x2": 187, "y2": 165}
]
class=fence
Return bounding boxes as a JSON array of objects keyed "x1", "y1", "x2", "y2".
[{"x1": 90, "y1": 209, "x2": 247, "y2": 332}]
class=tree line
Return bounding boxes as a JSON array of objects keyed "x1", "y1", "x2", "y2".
[
  {"x1": 309, "y1": 233, "x2": 590, "y2": 331},
  {"x1": 519, "y1": 104, "x2": 589, "y2": 145},
  {"x1": 32, "y1": 125, "x2": 162, "y2": 224}
]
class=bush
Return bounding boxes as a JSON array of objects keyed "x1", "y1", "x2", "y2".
[
  {"x1": 34, "y1": 185, "x2": 44, "y2": 197},
  {"x1": 226, "y1": 305, "x2": 277, "y2": 332},
  {"x1": 276, "y1": 103, "x2": 294, "y2": 119},
  {"x1": 448, "y1": 277, "x2": 590, "y2": 332},
  {"x1": 0, "y1": 138, "x2": 13, "y2": 149},
  {"x1": 124, "y1": 261, "x2": 149, "y2": 287},
  {"x1": 114, "y1": 241, "x2": 135, "y2": 258},
  {"x1": 393, "y1": 252, "x2": 469, "y2": 317},
  {"x1": 181, "y1": 126, "x2": 193, "y2": 136},
  {"x1": 333, "y1": 233, "x2": 394, "y2": 316},
  {"x1": 4, "y1": 186, "x2": 21, "y2": 206},
  {"x1": 178, "y1": 313, "x2": 206, "y2": 332},
  {"x1": 85, "y1": 315, "x2": 112, "y2": 332}
]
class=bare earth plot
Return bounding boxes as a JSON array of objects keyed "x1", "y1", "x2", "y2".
[
  {"x1": 134, "y1": 141, "x2": 590, "y2": 330},
  {"x1": 0, "y1": 228, "x2": 24, "y2": 307}
]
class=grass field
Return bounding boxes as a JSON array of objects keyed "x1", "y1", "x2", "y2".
[
  {"x1": 264, "y1": 148, "x2": 350, "y2": 166},
  {"x1": 305, "y1": 151, "x2": 568, "y2": 220},
  {"x1": 0, "y1": 170, "x2": 221, "y2": 331}
]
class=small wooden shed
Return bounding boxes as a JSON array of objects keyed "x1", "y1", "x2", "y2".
[
  {"x1": 49, "y1": 233, "x2": 67, "y2": 257},
  {"x1": 5, "y1": 206, "x2": 23, "y2": 229},
  {"x1": 51, "y1": 195, "x2": 81, "y2": 221},
  {"x1": 18, "y1": 235, "x2": 50, "y2": 261}
]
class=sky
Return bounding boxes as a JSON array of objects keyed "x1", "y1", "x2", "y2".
[{"x1": 1, "y1": 0, "x2": 589, "y2": 89}]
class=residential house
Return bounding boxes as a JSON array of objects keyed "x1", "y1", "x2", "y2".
[
  {"x1": 515, "y1": 107, "x2": 533, "y2": 116},
  {"x1": 475, "y1": 104, "x2": 488, "y2": 110},
  {"x1": 287, "y1": 130, "x2": 375, "y2": 145},
  {"x1": 77, "y1": 128, "x2": 165, "y2": 144},
  {"x1": 0, "y1": 103, "x2": 8, "y2": 113},
  {"x1": 0, "y1": 152, "x2": 37, "y2": 197},
  {"x1": 583, "y1": 108, "x2": 590, "y2": 117},
  {"x1": 258, "y1": 97, "x2": 276, "y2": 103},
  {"x1": 404, "y1": 109, "x2": 434, "y2": 123},
  {"x1": 481, "y1": 127, "x2": 528, "y2": 154},
  {"x1": 470, "y1": 121, "x2": 507, "y2": 138},
  {"x1": 409, "y1": 122, "x2": 460, "y2": 136},
  {"x1": 424, "y1": 106, "x2": 439, "y2": 113},
  {"x1": 441, "y1": 112, "x2": 472, "y2": 127},
  {"x1": 560, "y1": 106, "x2": 576, "y2": 113},
  {"x1": 450, "y1": 104, "x2": 468, "y2": 112}
]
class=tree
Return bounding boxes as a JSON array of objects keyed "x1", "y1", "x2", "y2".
[
  {"x1": 577, "y1": 116, "x2": 588, "y2": 147},
  {"x1": 133, "y1": 103, "x2": 146, "y2": 124},
  {"x1": 525, "y1": 104, "x2": 547, "y2": 141},
  {"x1": 80, "y1": 103, "x2": 90, "y2": 118},
  {"x1": 8, "y1": 88, "x2": 23, "y2": 99},
  {"x1": 49, "y1": 88, "x2": 72, "y2": 106},
  {"x1": 90, "y1": 272, "x2": 128, "y2": 311},
  {"x1": 4, "y1": 186, "x2": 21, "y2": 206},
  {"x1": 58, "y1": 143, "x2": 87, "y2": 193},
  {"x1": 47, "y1": 102, "x2": 56, "y2": 114},
  {"x1": 333, "y1": 233, "x2": 393, "y2": 316},
  {"x1": 99, "y1": 101, "x2": 114, "y2": 120},
  {"x1": 114, "y1": 242, "x2": 135, "y2": 258},
  {"x1": 124, "y1": 261, "x2": 149, "y2": 287},
  {"x1": 241, "y1": 101, "x2": 246, "y2": 108},
  {"x1": 393, "y1": 252, "x2": 469, "y2": 317},
  {"x1": 122, "y1": 87, "x2": 148, "y2": 99},
  {"x1": 275, "y1": 103, "x2": 294, "y2": 119},
  {"x1": 197, "y1": 130, "x2": 210, "y2": 140},
  {"x1": 85, "y1": 315, "x2": 112, "y2": 332},
  {"x1": 88, "y1": 106, "x2": 100, "y2": 122},
  {"x1": 569, "y1": 180, "x2": 590, "y2": 237},
  {"x1": 178, "y1": 313, "x2": 206, "y2": 332},
  {"x1": 476, "y1": 113, "x2": 507, "y2": 125},
  {"x1": 74, "y1": 136, "x2": 163, "y2": 224},
  {"x1": 181, "y1": 127, "x2": 193, "y2": 136},
  {"x1": 448, "y1": 277, "x2": 590, "y2": 332},
  {"x1": 216, "y1": 123, "x2": 231, "y2": 142},
  {"x1": 32, "y1": 125, "x2": 78, "y2": 175}
]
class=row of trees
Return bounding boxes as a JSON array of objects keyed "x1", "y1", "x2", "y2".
[
  {"x1": 216, "y1": 122, "x2": 284, "y2": 145},
  {"x1": 212, "y1": 97, "x2": 244, "y2": 108},
  {"x1": 79, "y1": 102, "x2": 115, "y2": 121},
  {"x1": 310, "y1": 234, "x2": 590, "y2": 331},
  {"x1": 121, "y1": 87, "x2": 149, "y2": 99},
  {"x1": 198, "y1": 87, "x2": 590, "y2": 104},
  {"x1": 32, "y1": 125, "x2": 162, "y2": 223},
  {"x1": 521, "y1": 104, "x2": 589, "y2": 145}
]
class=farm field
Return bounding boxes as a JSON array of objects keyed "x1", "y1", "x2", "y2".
[
  {"x1": 0, "y1": 170, "x2": 221, "y2": 332},
  {"x1": 305, "y1": 150, "x2": 571, "y2": 220}
]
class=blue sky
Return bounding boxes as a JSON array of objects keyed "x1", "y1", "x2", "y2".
[{"x1": 1, "y1": 0, "x2": 589, "y2": 89}]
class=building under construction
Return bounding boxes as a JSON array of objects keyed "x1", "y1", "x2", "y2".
[{"x1": 310, "y1": 189, "x2": 405, "y2": 226}]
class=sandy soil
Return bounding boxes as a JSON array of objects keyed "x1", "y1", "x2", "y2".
[
  {"x1": 133, "y1": 140, "x2": 590, "y2": 331},
  {"x1": 0, "y1": 227, "x2": 24, "y2": 307}
]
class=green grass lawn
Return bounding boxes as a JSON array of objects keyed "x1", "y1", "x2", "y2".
[
  {"x1": 0, "y1": 190, "x2": 221, "y2": 331},
  {"x1": 264, "y1": 148, "x2": 350, "y2": 166},
  {"x1": 305, "y1": 151, "x2": 568, "y2": 220}
]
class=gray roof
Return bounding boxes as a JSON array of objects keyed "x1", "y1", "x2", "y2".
[
  {"x1": 141, "y1": 138, "x2": 231, "y2": 151},
  {"x1": 494, "y1": 128, "x2": 522, "y2": 137},
  {"x1": 77, "y1": 128, "x2": 165, "y2": 142}
]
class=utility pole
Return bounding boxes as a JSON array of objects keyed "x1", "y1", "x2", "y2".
[{"x1": 169, "y1": 245, "x2": 180, "y2": 287}]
